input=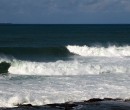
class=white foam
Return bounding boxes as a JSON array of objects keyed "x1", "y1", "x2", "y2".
[
  {"x1": 66, "y1": 45, "x2": 130, "y2": 57},
  {"x1": 8, "y1": 57, "x2": 130, "y2": 75},
  {"x1": 0, "y1": 73, "x2": 130, "y2": 107},
  {"x1": 1, "y1": 45, "x2": 130, "y2": 107}
]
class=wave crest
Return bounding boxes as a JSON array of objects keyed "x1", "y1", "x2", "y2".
[
  {"x1": 8, "y1": 59, "x2": 130, "y2": 75},
  {"x1": 66, "y1": 45, "x2": 130, "y2": 57}
]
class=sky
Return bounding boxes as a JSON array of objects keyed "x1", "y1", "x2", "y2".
[{"x1": 0, "y1": 0, "x2": 130, "y2": 24}]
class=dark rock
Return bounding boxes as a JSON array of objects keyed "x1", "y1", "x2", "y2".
[
  {"x1": 103, "y1": 98, "x2": 114, "y2": 101},
  {"x1": 1, "y1": 98, "x2": 130, "y2": 110},
  {"x1": 85, "y1": 98, "x2": 103, "y2": 103},
  {"x1": 103, "y1": 98, "x2": 122, "y2": 101},
  {"x1": 17, "y1": 104, "x2": 33, "y2": 107},
  {"x1": 47, "y1": 102, "x2": 78, "y2": 110},
  {"x1": 124, "y1": 99, "x2": 130, "y2": 102},
  {"x1": 0, "y1": 62, "x2": 11, "y2": 74}
]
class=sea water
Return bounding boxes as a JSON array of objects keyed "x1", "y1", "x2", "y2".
[{"x1": 0, "y1": 24, "x2": 130, "y2": 107}]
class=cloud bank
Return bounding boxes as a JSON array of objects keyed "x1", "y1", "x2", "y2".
[{"x1": 0, "y1": 0, "x2": 130, "y2": 23}]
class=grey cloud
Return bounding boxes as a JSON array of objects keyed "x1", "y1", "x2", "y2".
[
  {"x1": 53, "y1": 0, "x2": 130, "y2": 13},
  {"x1": 76, "y1": 0, "x2": 127, "y2": 12},
  {"x1": 121, "y1": 0, "x2": 130, "y2": 11},
  {"x1": 0, "y1": 0, "x2": 130, "y2": 14},
  {"x1": 0, "y1": 0, "x2": 130, "y2": 23}
]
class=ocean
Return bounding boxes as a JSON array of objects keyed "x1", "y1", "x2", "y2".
[{"x1": 0, "y1": 24, "x2": 130, "y2": 107}]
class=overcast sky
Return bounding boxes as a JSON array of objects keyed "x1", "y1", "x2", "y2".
[{"x1": 0, "y1": 0, "x2": 130, "y2": 24}]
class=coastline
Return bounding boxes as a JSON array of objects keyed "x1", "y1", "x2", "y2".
[{"x1": 1, "y1": 98, "x2": 130, "y2": 110}]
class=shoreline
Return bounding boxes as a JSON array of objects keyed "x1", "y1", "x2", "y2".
[{"x1": 1, "y1": 98, "x2": 130, "y2": 110}]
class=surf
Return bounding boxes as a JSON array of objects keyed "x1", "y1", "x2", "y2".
[
  {"x1": 67, "y1": 45, "x2": 130, "y2": 57},
  {"x1": 3, "y1": 57, "x2": 130, "y2": 75},
  {"x1": 1, "y1": 45, "x2": 130, "y2": 76}
]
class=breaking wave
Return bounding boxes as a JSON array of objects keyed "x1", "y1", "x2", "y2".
[
  {"x1": 66, "y1": 45, "x2": 130, "y2": 57},
  {"x1": 0, "y1": 58, "x2": 128, "y2": 75},
  {"x1": 1, "y1": 45, "x2": 130, "y2": 75},
  {"x1": 1, "y1": 45, "x2": 130, "y2": 59}
]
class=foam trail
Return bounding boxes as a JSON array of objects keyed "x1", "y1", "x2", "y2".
[
  {"x1": 1, "y1": 73, "x2": 130, "y2": 107},
  {"x1": 66, "y1": 45, "x2": 130, "y2": 57}
]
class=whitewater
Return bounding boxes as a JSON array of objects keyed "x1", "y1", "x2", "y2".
[
  {"x1": 67, "y1": 45, "x2": 130, "y2": 57},
  {"x1": 1, "y1": 45, "x2": 130, "y2": 75},
  {"x1": 1, "y1": 45, "x2": 130, "y2": 107}
]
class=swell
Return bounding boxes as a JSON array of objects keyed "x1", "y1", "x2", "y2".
[
  {"x1": 1, "y1": 45, "x2": 130, "y2": 58},
  {"x1": 0, "y1": 47, "x2": 72, "y2": 57}
]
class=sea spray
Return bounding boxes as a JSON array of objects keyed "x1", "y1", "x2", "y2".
[
  {"x1": 67, "y1": 45, "x2": 130, "y2": 57},
  {"x1": 8, "y1": 57, "x2": 130, "y2": 75}
]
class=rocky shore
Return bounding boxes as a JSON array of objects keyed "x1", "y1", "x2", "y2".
[{"x1": 1, "y1": 98, "x2": 130, "y2": 110}]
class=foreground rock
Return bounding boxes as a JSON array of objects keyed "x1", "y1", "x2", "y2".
[
  {"x1": 0, "y1": 62, "x2": 11, "y2": 74},
  {"x1": 1, "y1": 98, "x2": 130, "y2": 110}
]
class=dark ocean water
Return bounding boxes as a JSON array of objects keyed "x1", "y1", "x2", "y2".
[
  {"x1": 0, "y1": 24, "x2": 130, "y2": 61},
  {"x1": 1, "y1": 24, "x2": 130, "y2": 107}
]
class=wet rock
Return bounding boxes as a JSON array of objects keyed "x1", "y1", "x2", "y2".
[
  {"x1": 1, "y1": 98, "x2": 130, "y2": 110},
  {"x1": 47, "y1": 102, "x2": 78, "y2": 110},
  {"x1": 85, "y1": 98, "x2": 103, "y2": 103}
]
